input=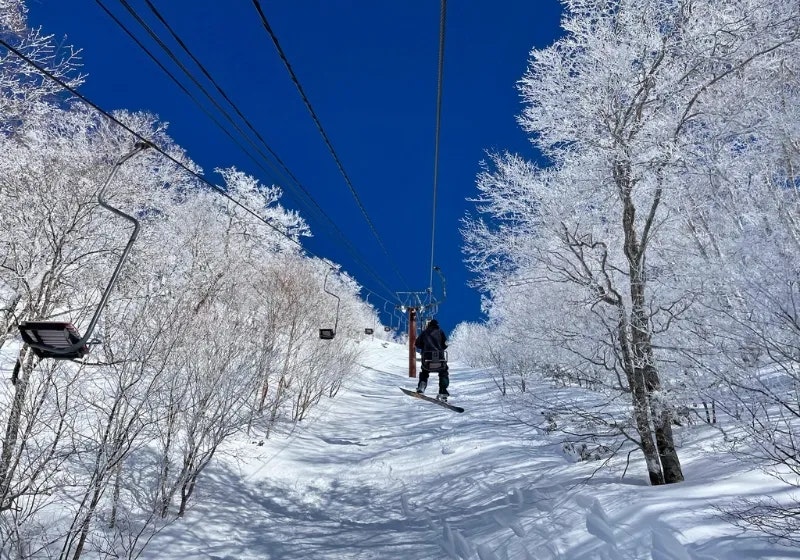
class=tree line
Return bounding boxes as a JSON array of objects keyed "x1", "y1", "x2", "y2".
[
  {"x1": 455, "y1": 0, "x2": 800, "y2": 542},
  {"x1": 0, "y1": 3, "x2": 384, "y2": 557}
]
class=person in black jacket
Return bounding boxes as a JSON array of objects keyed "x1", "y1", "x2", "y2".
[{"x1": 414, "y1": 319, "x2": 449, "y2": 401}]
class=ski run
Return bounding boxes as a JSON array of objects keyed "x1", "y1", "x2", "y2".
[{"x1": 104, "y1": 339, "x2": 800, "y2": 559}]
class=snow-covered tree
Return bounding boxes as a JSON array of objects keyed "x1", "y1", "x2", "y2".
[
  {"x1": 0, "y1": 7, "x2": 374, "y2": 554},
  {"x1": 463, "y1": 0, "x2": 800, "y2": 486}
]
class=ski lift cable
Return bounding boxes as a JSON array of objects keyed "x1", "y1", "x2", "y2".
[
  {"x1": 118, "y1": 1, "x2": 328, "y2": 237},
  {"x1": 0, "y1": 30, "x2": 291, "y2": 246},
  {"x1": 100, "y1": 0, "x2": 401, "y2": 305},
  {"x1": 107, "y1": 0, "x2": 290, "y2": 185},
  {"x1": 94, "y1": 1, "x2": 272, "y2": 180},
  {"x1": 429, "y1": 0, "x2": 447, "y2": 294},
  {"x1": 250, "y1": 0, "x2": 412, "y2": 293},
  {"x1": 0, "y1": 38, "x2": 403, "y2": 308},
  {"x1": 0, "y1": 39, "x2": 352, "y2": 293}
]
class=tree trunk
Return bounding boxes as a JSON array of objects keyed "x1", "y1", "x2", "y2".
[
  {"x1": 178, "y1": 471, "x2": 200, "y2": 517},
  {"x1": 631, "y1": 280, "x2": 684, "y2": 483},
  {"x1": 632, "y1": 397, "x2": 664, "y2": 485},
  {"x1": 158, "y1": 401, "x2": 178, "y2": 518},
  {"x1": 631, "y1": 281, "x2": 684, "y2": 484},
  {"x1": 0, "y1": 348, "x2": 34, "y2": 506},
  {"x1": 266, "y1": 374, "x2": 286, "y2": 439},
  {"x1": 110, "y1": 462, "x2": 122, "y2": 529},
  {"x1": 69, "y1": 481, "x2": 104, "y2": 560},
  {"x1": 617, "y1": 305, "x2": 664, "y2": 484},
  {"x1": 616, "y1": 156, "x2": 684, "y2": 485},
  {"x1": 651, "y1": 399, "x2": 684, "y2": 483},
  {"x1": 0, "y1": 294, "x2": 22, "y2": 350}
]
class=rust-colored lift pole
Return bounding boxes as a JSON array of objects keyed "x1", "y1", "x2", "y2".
[{"x1": 408, "y1": 307, "x2": 417, "y2": 378}]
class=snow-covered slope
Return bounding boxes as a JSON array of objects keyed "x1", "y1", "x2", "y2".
[{"x1": 142, "y1": 339, "x2": 797, "y2": 559}]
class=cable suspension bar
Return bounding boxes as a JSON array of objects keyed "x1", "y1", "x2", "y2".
[{"x1": 429, "y1": 0, "x2": 447, "y2": 293}]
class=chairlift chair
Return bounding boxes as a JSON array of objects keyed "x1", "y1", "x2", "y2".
[
  {"x1": 17, "y1": 143, "x2": 151, "y2": 360},
  {"x1": 364, "y1": 328, "x2": 374, "y2": 335},
  {"x1": 18, "y1": 322, "x2": 89, "y2": 360},
  {"x1": 318, "y1": 267, "x2": 341, "y2": 340},
  {"x1": 392, "y1": 306, "x2": 404, "y2": 332},
  {"x1": 421, "y1": 350, "x2": 448, "y2": 373},
  {"x1": 319, "y1": 328, "x2": 335, "y2": 340},
  {"x1": 433, "y1": 266, "x2": 447, "y2": 303},
  {"x1": 380, "y1": 302, "x2": 395, "y2": 333}
]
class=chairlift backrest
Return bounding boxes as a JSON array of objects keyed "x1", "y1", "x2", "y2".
[
  {"x1": 364, "y1": 328, "x2": 374, "y2": 335},
  {"x1": 422, "y1": 350, "x2": 448, "y2": 372}
]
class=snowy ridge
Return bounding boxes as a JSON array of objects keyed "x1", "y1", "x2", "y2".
[{"x1": 137, "y1": 339, "x2": 797, "y2": 559}]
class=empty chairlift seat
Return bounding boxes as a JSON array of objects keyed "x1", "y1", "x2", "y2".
[
  {"x1": 15, "y1": 144, "x2": 151, "y2": 363},
  {"x1": 319, "y1": 328, "x2": 335, "y2": 340},
  {"x1": 18, "y1": 321, "x2": 90, "y2": 360},
  {"x1": 318, "y1": 267, "x2": 340, "y2": 341}
]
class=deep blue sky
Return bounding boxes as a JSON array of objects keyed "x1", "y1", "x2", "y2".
[{"x1": 26, "y1": 1, "x2": 562, "y2": 333}]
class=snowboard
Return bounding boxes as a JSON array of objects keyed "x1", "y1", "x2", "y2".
[{"x1": 399, "y1": 387, "x2": 465, "y2": 413}]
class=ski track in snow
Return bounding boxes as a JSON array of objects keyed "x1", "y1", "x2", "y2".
[{"x1": 122, "y1": 339, "x2": 798, "y2": 560}]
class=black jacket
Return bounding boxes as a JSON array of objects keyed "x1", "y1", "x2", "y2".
[{"x1": 415, "y1": 325, "x2": 447, "y2": 353}]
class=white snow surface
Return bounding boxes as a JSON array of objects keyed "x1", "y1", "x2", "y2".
[{"x1": 135, "y1": 339, "x2": 797, "y2": 559}]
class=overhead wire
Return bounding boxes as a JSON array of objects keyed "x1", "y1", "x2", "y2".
[
  {"x1": 0, "y1": 39, "x2": 297, "y2": 242},
  {"x1": 93, "y1": 2, "x2": 274, "y2": 179},
  {"x1": 250, "y1": 0, "x2": 411, "y2": 292},
  {"x1": 0, "y1": 38, "x2": 409, "y2": 308},
  {"x1": 130, "y1": 1, "x2": 304, "y2": 201},
  {"x1": 96, "y1": 0, "x2": 402, "y2": 304},
  {"x1": 361, "y1": 289, "x2": 400, "y2": 326},
  {"x1": 429, "y1": 0, "x2": 447, "y2": 294},
  {"x1": 105, "y1": 0, "x2": 333, "y2": 230}
]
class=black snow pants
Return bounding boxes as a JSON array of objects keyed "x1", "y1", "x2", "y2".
[{"x1": 419, "y1": 366, "x2": 449, "y2": 394}]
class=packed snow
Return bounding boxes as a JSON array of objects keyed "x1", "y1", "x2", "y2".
[{"x1": 118, "y1": 338, "x2": 799, "y2": 559}]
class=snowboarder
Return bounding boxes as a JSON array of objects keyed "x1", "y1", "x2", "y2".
[{"x1": 414, "y1": 319, "x2": 449, "y2": 401}]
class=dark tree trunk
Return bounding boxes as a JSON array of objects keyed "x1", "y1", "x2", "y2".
[
  {"x1": 616, "y1": 157, "x2": 684, "y2": 485},
  {"x1": 617, "y1": 305, "x2": 664, "y2": 484},
  {"x1": 632, "y1": 393, "x2": 664, "y2": 485},
  {"x1": 630, "y1": 279, "x2": 684, "y2": 484},
  {"x1": 0, "y1": 348, "x2": 35, "y2": 506}
]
